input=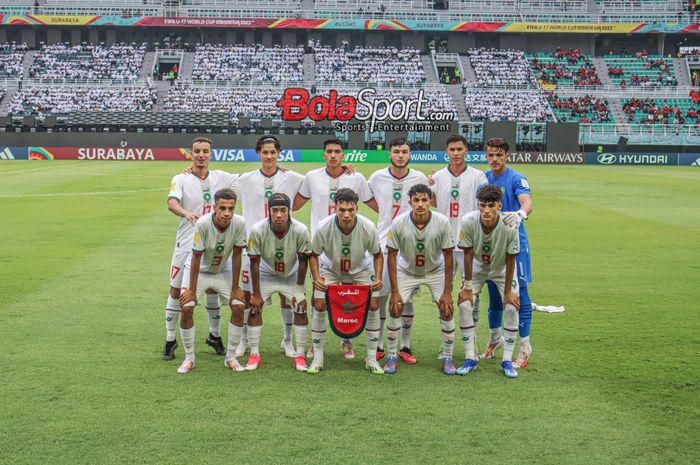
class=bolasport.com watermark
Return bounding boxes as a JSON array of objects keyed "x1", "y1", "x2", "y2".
[{"x1": 276, "y1": 87, "x2": 455, "y2": 132}]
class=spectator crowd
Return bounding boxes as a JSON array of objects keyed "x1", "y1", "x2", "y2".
[
  {"x1": 550, "y1": 94, "x2": 611, "y2": 123},
  {"x1": 0, "y1": 42, "x2": 28, "y2": 79},
  {"x1": 191, "y1": 44, "x2": 304, "y2": 82},
  {"x1": 465, "y1": 89, "x2": 549, "y2": 122},
  {"x1": 314, "y1": 45, "x2": 425, "y2": 84},
  {"x1": 29, "y1": 43, "x2": 146, "y2": 80},
  {"x1": 9, "y1": 82, "x2": 157, "y2": 115},
  {"x1": 467, "y1": 48, "x2": 534, "y2": 87},
  {"x1": 531, "y1": 48, "x2": 602, "y2": 87}
]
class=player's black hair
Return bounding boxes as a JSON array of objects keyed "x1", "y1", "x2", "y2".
[
  {"x1": 215, "y1": 188, "x2": 237, "y2": 202},
  {"x1": 389, "y1": 137, "x2": 408, "y2": 149},
  {"x1": 446, "y1": 134, "x2": 468, "y2": 148},
  {"x1": 486, "y1": 137, "x2": 510, "y2": 153},
  {"x1": 476, "y1": 185, "x2": 502, "y2": 204},
  {"x1": 408, "y1": 183, "x2": 433, "y2": 200},
  {"x1": 191, "y1": 136, "x2": 213, "y2": 149},
  {"x1": 333, "y1": 187, "x2": 359, "y2": 205},
  {"x1": 323, "y1": 138, "x2": 344, "y2": 150},
  {"x1": 268, "y1": 192, "x2": 291, "y2": 209},
  {"x1": 255, "y1": 135, "x2": 281, "y2": 153}
]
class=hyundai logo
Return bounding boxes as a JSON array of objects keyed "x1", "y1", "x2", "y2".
[{"x1": 597, "y1": 153, "x2": 616, "y2": 164}]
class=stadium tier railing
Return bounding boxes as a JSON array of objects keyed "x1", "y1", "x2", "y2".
[
  {"x1": 315, "y1": 0, "x2": 435, "y2": 9},
  {"x1": 453, "y1": 0, "x2": 587, "y2": 12},
  {"x1": 23, "y1": 78, "x2": 149, "y2": 87}
]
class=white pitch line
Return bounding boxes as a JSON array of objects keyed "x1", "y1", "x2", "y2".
[
  {"x1": 0, "y1": 188, "x2": 167, "y2": 198},
  {"x1": 0, "y1": 161, "x2": 87, "y2": 175}
]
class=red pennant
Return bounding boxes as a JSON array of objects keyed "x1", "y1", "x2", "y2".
[{"x1": 325, "y1": 284, "x2": 372, "y2": 339}]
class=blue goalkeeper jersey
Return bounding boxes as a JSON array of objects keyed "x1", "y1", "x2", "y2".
[{"x1": 486, "y1": 167, "x2": 531, "y2": 251}]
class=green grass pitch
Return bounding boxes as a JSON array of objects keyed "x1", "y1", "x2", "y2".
[{"x1": 1, "y1": 160, "x2": 698, "y2": 465}]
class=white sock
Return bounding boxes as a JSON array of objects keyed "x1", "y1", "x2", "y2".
[
  {"x1": 294, "y1": 324, "x2": 308, "y2": 356},
  {"x1": 520, "y1": 336, "x2": 531, "y2": 350},
  {"x1": 165, "y1": 297, "x2": 181, "y2": 341},
  {"x1": 205, "y1": 295, "x2": 221, "y2": 337},
  {"x1": 459, "y1": 301, "x2": 476, "y2": 360},
  {"x1": 248, "y1": 325, "x2": 262, "y2": 356},
  {"x1": 311, "y1": 310, "x2": 326, "y2": 361},
  {"x1": 366, "y1": 310, "x2": 380, "y2": 360},
  {"x1": 180, "y1": 326, "x2": 195, "y2": 361},
  {"x1": 401, "y1": 302, "x2": 414, "y2": 349},
  {"x1": 386, "y1": 315, "x2": 401, "y2": 357},
  {"x1": 473, "y1": 295, "x2": 480, "y2": 335},
  {"x1": 378, "y1": 296, "x2": 387, "y2": 349},
  {"x1": 440, "y1": 318, "x2": 456, "y2": 359},
  {"x1": 239, "y1": 307, "x2": 250, "y2": 346},
  {"x1": 503, "y1": 305, "x2": 519, "y2": 362},
  {"x1": 226, "y1": 323, "x2": 243, "y2": 358},
  {"x1": 490, "y1": 327, "x2": 503, "y2": 344},
  {"x1": 281, "y1": 307, "x2": 293, "y2": 343}
]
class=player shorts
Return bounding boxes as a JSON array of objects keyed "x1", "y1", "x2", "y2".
[
  {"x1": 378, "y1": 249, "x2": 421, "y2": 300},
  {"x1": 473, "y1": 271, "x2": 520, "y2": 306},
  {"x1": 259, "y1": 272, "x2": 304, "y2": 311},
  {"x1": 180, "y1": 264, "x2": 237, "y2": 307},
  {"x1": 169, "y1": 249, "x2": 189, "y2": 288},
  {"x1": 396, "y1": 268, "x2": 445, "y2": 304},
  {"x1": 313, "y1": 265, "x2": 373, "y2": 300}
]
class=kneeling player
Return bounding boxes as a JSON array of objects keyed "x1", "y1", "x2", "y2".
[
  {"x1": 385, "y1": 184, "x2": 456, "y2": 375},
  {"x1": 457, "y1": 185, "x2": 521, "y2": 378},
  {"x1": 308, "y1": 188, "x2": 384, "y2": 374},
  {"x1": 177, "y1": 188, "x2": 247, "y2": 373},
  {"x1": 247, "y1": 193, "x2": 311, "y2": 372}
]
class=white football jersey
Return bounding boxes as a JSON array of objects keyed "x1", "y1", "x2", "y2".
[
  {"x1": 387, "y1": 211, "x2": 454, "y2": 277},
  {"x1": 431, "y1": 165, "x2": 488, "y2": 247},
  {"x1": 168, "y1": 170, "x2": 239, "y2": 251},
  {"x1": 192, "y1": 212, "x2": 247, "y2": 274},
  {"x1": 233, "y1": 168, "x2": 304, "y2": 232},
  {"x1": 367, "y1": 167, "x2": 429, "y2": 247},
  {"x1": 247, "y1": 218, "x2": 311, "y2": 278},
  {"x1": 311, "y1": 214, "x2": 381, "y2": 275},
  {"x1": 458, "y1": 211, "x2": 519, "y2": 276},
  {"x1": 298, "y1": 168, "x2": 374, "y2": 234}
]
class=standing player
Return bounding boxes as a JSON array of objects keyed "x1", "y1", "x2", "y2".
[
  {"x1": 233, "y1": 136, "x2": 305, "y2": 359},
  {"x1": 293, "y1": 138, "x2": 378, "y2": 359},
  {"x1": 457, "y1": 185, "x2": 520, "y2": 378},
  {"x1": 308, "y1": 188, "x2": 384, "y2": 375},
  {"x1": 164, "y1": 137, "x2": 239, "y2": 361},
  {"x1": 385, "y1": 184, "x2": 456, "y2": 375},
  {"x1": 367, "y1": 138, "x2": 429, "y2": 364},
  {"x1": 431, "y1": 134, "x2": 487, "y2": 356},
  {"x1": 177, "y1": 188, "x2": 247, "y2": 373},
  {"x1": 481, "y1": 137, "x2": 534, "y2": 368},
  {"x1": 247, "y1": 193, "x2": 312, "y2": 372}
]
